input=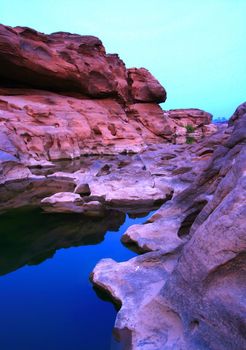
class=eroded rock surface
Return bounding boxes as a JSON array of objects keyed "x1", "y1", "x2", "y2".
[
  {"x1": 128, "y1": 68, "x2": 166, "y2": 103},
  {"x1": 0, "y1": 135, "x2": 217, "y2": 213},
  {"x1": 91, "y1": 251, "x2": 185, "y2": 350},
  {"x1": 92, "y1": 104, "x2": 246, "y2": 350},
  {"x1": 0, "y1": 22, "x2": 241, "y2": 350},
  {"x1": 0, "y1": 24, "x2": 214, "y2": 168}
]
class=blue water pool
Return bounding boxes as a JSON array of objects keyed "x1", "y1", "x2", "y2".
[{"x1": 0, "y1": 208, "x2": 152, "y2": 350}]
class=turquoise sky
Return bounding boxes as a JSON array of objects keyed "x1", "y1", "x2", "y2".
[{"x1": 0, "y1": 0, "x2": 245, "y2": 119}]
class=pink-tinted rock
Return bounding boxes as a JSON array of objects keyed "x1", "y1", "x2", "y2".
[
  {"x1": 0, "y1": 88, "x2": 171, "y2": 164},
  {"x1": 0, "y1": 25, "x2": 118, "y2": 98},
  {"x1": 166, "y1": 108, "x2": 212, "y2": 127},
  {"x1": 228, "y1": 101, "x2": 246, "y2": 125},
  {"x1": 164, "y1": 108, "x2": 214, "y2": 143},
  {"x1": 0, "y1": 24, "x2": 217, "y2": 165},
  {"x1": 128, "y1": 67, "x2": 166, "y2": 103},
  {"x1": 92, "y1": 106, "x2": 246, "y2": 350},
  {"x1": 128, "y1": 103, "x2": 176, "y2": 139},
  {"x1": 41, "y1": 191, "x2": 104, "y2": 216},
  {"x1": 0, "y1": 24, "x2": 166, "y2": 105}
]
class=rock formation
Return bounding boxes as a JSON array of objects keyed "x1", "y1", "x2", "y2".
[
  {"x1": 0, "y1": 23, "x2": 244, "y2": 350},
  {"x1": 92, "y1": 103, "x2": 246, "y2": 350},
  {"x1": 0, "y1": 24, "x2": 212, "y2": 170}
]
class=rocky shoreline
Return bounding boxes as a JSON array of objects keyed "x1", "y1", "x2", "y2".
[
  {"x1": 92, "y1": 104, "x2": 246, "y2": 349},
  {"x1": 0, "y1": 24, "x2": 245, "y2": 350}
]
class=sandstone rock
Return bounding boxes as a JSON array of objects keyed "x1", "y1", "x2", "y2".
[
  {"x1": 202, "y1": 123, "x2": 218, "y2": 136},
  {"x1": 0, "y1": 150, "x2": 32, "y2": 183},
  {"x1": 86, "y1": 168, "x2": 173, "y2": 210},
  {"x1": 162, "y1": 123, "x2": 246, "y2": 349},
  {"x1": 0, "y1": 90, "x2": 214, "y2": 164},
  {"x1": 41, "y1": 191, "x2": 82, "y2": 205},
  {"x1": 122, "y1": 219, "x2": 184, "y2": 253},
  {"x1": 128, "y1": 68, "x2": 166, "y2": 103},
  {"x1": 0, "y1": 89, "x2": 164, "y2": 164},
  {"x1": 92, "y1": 105, "x2": 246, "y2": 350},
  {"x1": 0, "y1": 128, "x2": 215, "y2": 214},
  {"x1": 0, "y1": 176, "x2": 76, "y2": 212},
  {"x1": 163, "y1": 108, "x2": 214, "y2": 144},
  {"x1": 80, "y1": 200, "x2": 104, "y2": 217},
  {"x1": 0, "y1": 25, "x2": 119, "y2": 99},
  {"x1": 0, "y1": 161, "x2": 32, "y2": 183},
  {"x1": 41, "y1": 191, "x2": 104, "y2": 216},
  {"x1": 128, "y1": 103, "x2": 176, "y2": 140},
  {"x1": 74, "y1": 182, "x2": 91, "y2": 195},
  {"x1": 38, "y1": 144, "x2": 201, "y2": 214},
  {"x1": 91, "y1": 251, "x2": 185, "y2": 350},
  {"x1": 0, "y1": 24, "x2": 167, "y2": 105},
  {"x1": 166, "y1": 108, "x2": 212, "y2": 127},
  {"x1": 0, "y1": 24, "x2": 216, "y2": 167},
  {"x1": 23, "y1": 139, "x2": 212, "y2": 217},
  {"x1": 2, "y1": 21, "x2": 238, "y2": 350},
  {"x1": 228, "y1": 101, "x2": 246, "y2": 125}
]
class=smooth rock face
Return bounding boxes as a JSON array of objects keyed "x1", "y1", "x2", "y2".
[
  {"x1": 91, "y1": 105, "x2": 246, "y2": 350},
  {"x1": 128, "y1": 103, "x2": 176, "y2": 139},
  {"x1": 91, "y1": 251, "x2": 185, "y2": 350}
]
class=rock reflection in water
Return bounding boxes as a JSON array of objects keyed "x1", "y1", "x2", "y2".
[
  {"x1": 0, "y1": 208, "x2": 125, "y2": 276},
  {"x1": 0, "y1": 177, "x2": 76, "y2": 212}
]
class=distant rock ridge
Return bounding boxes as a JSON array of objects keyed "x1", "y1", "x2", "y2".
[{"x1": 0, "y1": 24, "x2": 214, "y2": 166}]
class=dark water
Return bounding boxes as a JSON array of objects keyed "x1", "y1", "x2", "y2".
[{"x1": 0, "y1": 208, "x2": 152, "y2": 350}]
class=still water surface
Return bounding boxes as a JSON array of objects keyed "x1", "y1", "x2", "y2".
[{"x1": 0, "y1": 208, "x2": 152, "y2": 350}]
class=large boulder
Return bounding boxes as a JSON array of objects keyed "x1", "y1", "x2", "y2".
[{"x1": 128, "y1": 67, "x2": 166, "y2": 103}]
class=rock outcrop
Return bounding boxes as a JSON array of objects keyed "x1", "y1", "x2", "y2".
[
  {"x1": 1, "y1": 133, "x2": 221, "y2": 214},
  {"x1": 92, "y1": 103, "x2": 246, "y2": 350},
  {"x1": 0, "y1": 24, "x2": 213, "y2": 168},
  {"x1": 1, "y1": 22, "x2": 241, "y2": 350},
  {"x1": 127, "y1": 68, "x2": 166, "y2": 103}
]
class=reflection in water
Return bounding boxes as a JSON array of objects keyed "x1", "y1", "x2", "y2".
[
  {"x1": 0, "y1": 177, "x2": 76, "y2": 212},
  {"x1": 0, "y1": 208, "x2": 153, "y2": 350},
  {"x1": 0, "y1": 208, "x2": 125, "y2": 276}
]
